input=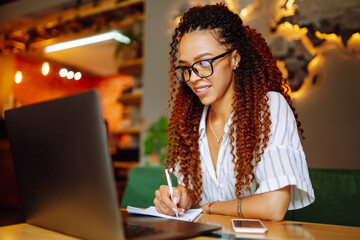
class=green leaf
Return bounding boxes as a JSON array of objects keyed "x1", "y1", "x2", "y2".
[
  {"x1": 158, "y1": 116, "x2": 169, "y2": 131},
  {"x1": 159, "y1": 135, "x2": 168, "y2": 147},
  {"x1": 144, "y1": 135, "x2": 155, "y2": 155},
  {"x1": 143, "y1": 115, "x2": 169, "y2": 161}
]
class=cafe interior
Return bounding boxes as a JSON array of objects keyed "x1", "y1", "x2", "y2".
[{"x1": 0, "y1": 0, "x2": 359, "y2": 239}]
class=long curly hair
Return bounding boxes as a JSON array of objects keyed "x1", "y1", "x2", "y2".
[{"x1": 166, "y1": 3, "x2": 304, "y2": 206}]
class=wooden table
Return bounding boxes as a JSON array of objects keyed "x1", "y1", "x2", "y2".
[
  {"x1": 196, "y1": 214, "x2": 360, "y2": 239},
  {"x1": 0, "y1": 213, "x2": 359, "y2": 240}
]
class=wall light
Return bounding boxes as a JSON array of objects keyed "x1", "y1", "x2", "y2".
[
  {"x1": 42, "y1": 62, "x2": 50, "y2": 76},
  {"x1": 59, "y1": 68, "x2": 68, "y2": 77},
  {"x1": 67, "y1": 71, "x2": 74, "y2": 79},
  {"x1": 74, "y1": 72, "x2": 82, "y2": 81},
  {"x1": 44, "y1": 31, "x2": 131, "y2": 53},
  {"x1": 15, "y1": 71, "x2": 22, "y2": 84}
]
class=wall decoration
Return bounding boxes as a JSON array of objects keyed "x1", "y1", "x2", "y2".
[{"x1": 167, "y1": 0, "x2": 360, "y2": 98}]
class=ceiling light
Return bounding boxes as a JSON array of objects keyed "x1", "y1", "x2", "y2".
[{"x1": 44, "y1": 31, "x2": 131, "y2": 53}]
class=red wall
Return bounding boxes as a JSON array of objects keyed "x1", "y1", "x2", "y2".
[{"x1": 12, "y1": 56, "x2": 133, "y2": 132}]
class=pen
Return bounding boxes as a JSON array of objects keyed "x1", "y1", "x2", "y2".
[{"x1": 165, "y1": 169, "x2": 178, "y2": 217}]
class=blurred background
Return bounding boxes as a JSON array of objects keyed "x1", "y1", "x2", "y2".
[{"x1": 0, "y1": 0, "x2": 359, "y2": 225}]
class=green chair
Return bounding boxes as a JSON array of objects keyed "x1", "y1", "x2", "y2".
[
  {"x1": 285, "y1": 169, "x2": 360, "y2": 227},
  {"x1": 120, "y1": 166, "x2": 177, "y2": 208}
]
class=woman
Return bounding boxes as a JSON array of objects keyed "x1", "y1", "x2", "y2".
[{"x1": 154, "y1": 3, "x2": 314, "y2": 221}]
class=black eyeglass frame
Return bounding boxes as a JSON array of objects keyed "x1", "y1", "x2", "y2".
[{"x1": 174, "y1": 49, "x2": 233, "y2": 82}]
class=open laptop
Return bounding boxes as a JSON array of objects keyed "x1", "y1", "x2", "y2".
[{"x1": 5, "y1": 90, "x2": 220, "y2": 240}]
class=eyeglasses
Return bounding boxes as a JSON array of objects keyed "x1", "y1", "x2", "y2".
[{"x1": 175, "y1": 50, "x2": 233, "y2": 82}]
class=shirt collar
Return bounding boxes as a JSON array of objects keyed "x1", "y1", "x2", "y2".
[{"x1": 199, "y1": 105, "x2": 209, "y2": 139}]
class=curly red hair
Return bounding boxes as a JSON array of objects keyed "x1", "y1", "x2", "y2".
[{"x1": 166, "y1": 3, "x2": 304, "y2": 206}]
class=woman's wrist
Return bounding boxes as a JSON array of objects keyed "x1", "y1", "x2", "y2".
[
  {"x1": 237, "y1": 198, "x2": 244, "y2": 218},
  {"x1": 208, "y1": 201, "x2": 219, "y2": 214},
  {"x1": 202, "y1": 200, "x2": 220, "y2": 214},
  {"x1": 201, "y1": 198, "x2": 246, "y2": 217}
]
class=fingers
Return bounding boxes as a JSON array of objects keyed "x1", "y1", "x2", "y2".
[
  {"x1": 171, "y1": 188, "x2": 185, "y2": 215},
  {"x1": 154, "y1": 196, "x2": 176, "y2": 216},
  {"x1": 172, "y1": 188, "x2": 180, "y2": 205},
  {"x1": 174, "y1": 185, "x2": 192, "y2": 210},
  {"x1": 154, "y1": 185, "x2": 181, "y2": 216}
]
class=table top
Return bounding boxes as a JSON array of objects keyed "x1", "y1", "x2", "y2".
[
  {"x1": 196, "y1": 214, "x2": 360, "y2": 239},
  {"x1": 0, "y1": 213, "x2": 359, "y2": 240}
]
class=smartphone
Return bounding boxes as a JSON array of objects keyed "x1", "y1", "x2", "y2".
[{"x1": 231, "y1": 219, "x2": 268, "y2": 233}]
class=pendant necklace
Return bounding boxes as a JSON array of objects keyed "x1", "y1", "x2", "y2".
[{"x1": 209, "y1": 113, "x2": 225, "y2": 143}]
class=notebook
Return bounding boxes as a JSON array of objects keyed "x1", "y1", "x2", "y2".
[
  {"x1": 127, "y1": 206, "x2": 203, "y2": 222},
  {"x1": 5, "y1": 90, "x2": 221, "y2": 240}
]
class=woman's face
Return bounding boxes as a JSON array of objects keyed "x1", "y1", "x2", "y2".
[{"x1": 178, "y1": 30, "x2": 239, "y2": 106}]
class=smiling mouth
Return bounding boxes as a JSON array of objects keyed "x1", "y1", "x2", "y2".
[{"x1": 195, "y1": 86, "x2": 211, "y2": 93}]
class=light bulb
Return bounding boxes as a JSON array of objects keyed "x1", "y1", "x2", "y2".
[
  {"x1": 67, "y1": 71, "x2": 74, "y2": 79},
  {"x1": 59, "y1": 68, "x2": 68, "y2": 77},
  {"x1": 74, "y1": 72, "x2": 82, "y2": 81},
  {"x1": 42, "y1": 62, "x2": 50, "y2": 76},
  {"x1": 15, "y1": 71, "x2": 22, "y2": 84}
]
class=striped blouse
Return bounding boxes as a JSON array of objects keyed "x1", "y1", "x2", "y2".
[{"x1": 175, "y1": 91, "x2": 315, "y2": 210}]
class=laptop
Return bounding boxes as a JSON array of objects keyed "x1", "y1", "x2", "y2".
[{"x1": 5, "y1": 90, "x2": 221, "y2": 240}]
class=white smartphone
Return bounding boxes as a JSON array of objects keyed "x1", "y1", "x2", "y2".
[{"x1": 231, "y1": 219, "x2": 268, "y2": 233}]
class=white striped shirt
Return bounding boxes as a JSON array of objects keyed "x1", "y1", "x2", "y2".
[{"x1": 176, "y1": 91, "x2": 315, "y2": 210}]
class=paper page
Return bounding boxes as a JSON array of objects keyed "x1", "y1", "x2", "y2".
[{"x1": 127, "y1": 206, "x2": 202, "y2": 222}]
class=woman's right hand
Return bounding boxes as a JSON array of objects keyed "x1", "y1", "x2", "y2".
[{"x1": 154, "y1": 185, "x2": 193, "y2": 216}]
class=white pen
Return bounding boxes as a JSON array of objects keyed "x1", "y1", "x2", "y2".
[{"x1": 165, "y1": 169, "x2": 179, "y2": 217}]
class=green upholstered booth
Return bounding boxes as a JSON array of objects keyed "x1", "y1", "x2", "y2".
[
  {"x1": 284, "y1": 168, "x2": 360, "y2": 227},
  {"x1": 120, "y1": 166, "x2": 177, "y2": 208},
  {"x1": 121, "y1": 166, "x2": 360, "y2": 227}
]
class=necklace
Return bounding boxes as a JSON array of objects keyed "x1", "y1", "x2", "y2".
[{"x1": 209, "y1": 114, "x2": 225, "y2": 143}]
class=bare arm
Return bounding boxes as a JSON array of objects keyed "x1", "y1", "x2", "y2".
[
  {"x1": 154, "y1": 185, "x2": 290, "y2": 221},
  {"x1": 201, "y1": 185, "x2": 291, "y2": 221}
]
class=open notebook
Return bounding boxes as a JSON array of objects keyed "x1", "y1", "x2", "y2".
[{"x1": 127, "y1": 206, "x2": 202, "y2": 222}]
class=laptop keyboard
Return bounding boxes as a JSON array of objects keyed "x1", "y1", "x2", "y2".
[{"x1": 125, "y1": 223, "x2": 164, "y2": 239}]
